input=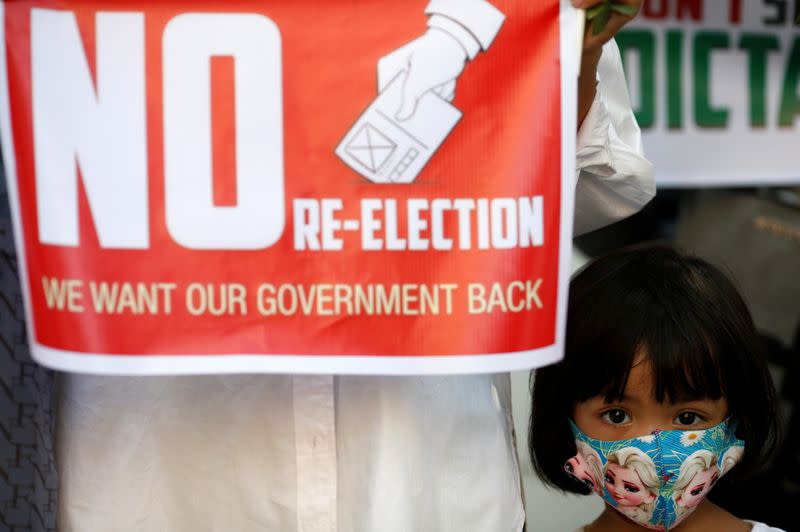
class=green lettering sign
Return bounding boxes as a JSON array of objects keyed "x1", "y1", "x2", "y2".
[
  {"x1": 617, "y1": 30, "x2": 656, "y2": 128},
  {"x1": 694, "y1": 32, "x2": 730, "y2": 128},
  {"x1": 667, "y1": 30, "x2": 684, "y2": 129},
  {"x1": 739, "y1": 34, "x2": 780, "y2": 127},
  {"x1": 779, "y1": 36, "x2": 800, "y2": 127}
]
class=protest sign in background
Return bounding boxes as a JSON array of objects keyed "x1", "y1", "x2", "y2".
[
  {"x1": 618, "y1": 0, "x2": 800, "y2": 187},
  {"x1": 0, "y1": 1, "x2": 578, "y2": 374}
]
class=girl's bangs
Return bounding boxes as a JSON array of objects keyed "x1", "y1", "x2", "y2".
[{"x1": 567, "y1": 282, "x2": 726, "y2": 405}]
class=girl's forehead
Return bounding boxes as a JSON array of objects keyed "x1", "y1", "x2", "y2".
[
  {"x1": 619, "y1": 359, "x2": 656, "y2": 401},
  {"x1": 601, "y1": 360, "x2": 726, "y2": 409}
]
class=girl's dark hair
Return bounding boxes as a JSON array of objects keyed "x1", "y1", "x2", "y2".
[{"x1": 529, "y1": 245, "x2": 780, "y2": 495}]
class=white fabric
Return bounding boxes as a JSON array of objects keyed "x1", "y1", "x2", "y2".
[
  {"x1": 747, "y1": 521, "x2": 787, "y2": 532},
  {"x1": 574, "y1": 39, "x2": 655, "y2": 235},
  {"x1": 577, "y1": 521, "x2": 787, "y2": 531},
  {"x1": 56, "y1": 41, "x2": 653, "y2": 532}
]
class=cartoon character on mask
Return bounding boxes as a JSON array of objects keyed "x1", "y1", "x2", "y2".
[
  {"x1": 564, "y1": 440, "x2": 604, "y2": 494},
  {"x1": 672, "y1": 450, "x2": 719, "y2": 520},
  {"x1": 720, "y1": 445, "x2": 744, "y2": 475},
  {"x1": 603, "y1": 447, "x2": 660, "y2": 524}
]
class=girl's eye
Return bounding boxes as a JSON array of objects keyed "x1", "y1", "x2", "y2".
[
  {"x1": 605, "y1": 474, "x2": 614, "y2": 484},
  {"x1": 674, "y1": 411, "x2": 704, "y2": 426},
  {"x1": 601, "y1": 408, "x2": 631, "y2": 425}
]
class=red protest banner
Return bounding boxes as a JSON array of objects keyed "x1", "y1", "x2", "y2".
[{"x1": 0, "y1": 0, "x2": 576, "y2": 374}]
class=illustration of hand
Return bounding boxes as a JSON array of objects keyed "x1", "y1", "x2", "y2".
[
  {"x1": 377, "y1": 29, "x2": 468, "y2": 121},
  {"x1": 336, "y1": 1, "x2": 504, "y2": 184}
]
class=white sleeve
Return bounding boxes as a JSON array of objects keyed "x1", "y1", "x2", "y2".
[
  {"x1": 746, "y1": 522, "x2": 788, "y2": 532},
  {"x1": 424, "y1": 0, "x2": 505, "y2": 52},
  {"x1": 573, "y1": 39, "x2": 655, "y2": 236}
]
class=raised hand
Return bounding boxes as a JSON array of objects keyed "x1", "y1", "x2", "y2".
[{"x1": 573, "y1": 0, "x2": 643, "y2": 54}]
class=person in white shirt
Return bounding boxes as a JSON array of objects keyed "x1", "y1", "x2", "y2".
[{"x1": 55, "y1": 1, "x2": 654, "y2": 531}]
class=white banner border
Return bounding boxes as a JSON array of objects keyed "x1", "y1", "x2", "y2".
[{"x1": 0, "y1": 1, "x2": 577, "y2": 375}]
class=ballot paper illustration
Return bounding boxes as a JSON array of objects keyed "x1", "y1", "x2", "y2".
[
  {"x1": 336, "y1": 0, "x2": 504, "y2": 183},
  {"x1": 336, "y1": 74, "x2": 462, "y2": 184}
]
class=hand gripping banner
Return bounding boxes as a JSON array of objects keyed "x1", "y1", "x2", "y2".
[{"x1": 0, "y1": 0, "x2": 578, "y2": 375}]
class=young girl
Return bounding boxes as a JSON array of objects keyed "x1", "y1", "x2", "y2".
[{"x1": 529, "y1": 246, "x2": 784, "y2": 532}]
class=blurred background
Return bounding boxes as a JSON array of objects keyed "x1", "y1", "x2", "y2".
[{"x1": 0, "y1": 1, "x2": 798, "y2": 531}]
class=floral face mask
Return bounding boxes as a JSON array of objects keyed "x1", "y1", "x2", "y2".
[{"x1": 565, "y1": 418, "x2": 745, "y2": 531}]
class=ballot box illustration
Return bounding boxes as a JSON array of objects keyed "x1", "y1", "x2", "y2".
[{"x1": 336, "y1": 74, "x2": 462, "y2": 184}]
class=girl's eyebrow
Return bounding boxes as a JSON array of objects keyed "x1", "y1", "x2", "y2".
[
  {"x1": 669, "y1": 393, "x2": 712, "y2": 404},
  {"x1": 602, "y1": 394, "x2": 641, "y2": 405}
]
